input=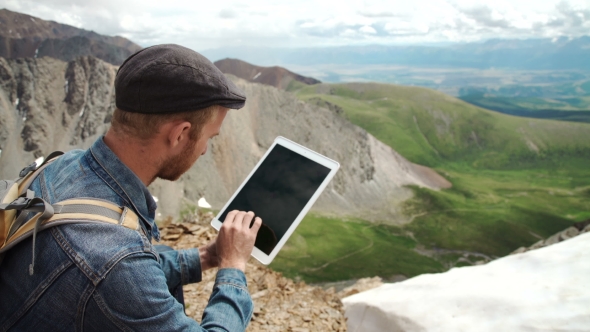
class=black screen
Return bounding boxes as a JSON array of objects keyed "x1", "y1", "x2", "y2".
[{"x1": 218, "y1": 144, "x2": 331, "y2": 255}]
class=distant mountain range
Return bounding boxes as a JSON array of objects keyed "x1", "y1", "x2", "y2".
[
  {"x1": 214, "y1": 58, "x2": 320, "y2": 90},
  {"x1": 203, "y1": 36, "x2": 590, "y2": 71},
  {"x1": 0, "y1": 9, "x2": 141, "y2": 65}
]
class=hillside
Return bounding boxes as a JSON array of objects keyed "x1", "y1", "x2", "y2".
[
  {"x1": 284, "y1": 82, "x2": 590, "y2": 277},
  {"x1": 293, "y1": 82, "x2": 590, "y2": 169},
  {"x1": 0, "y1": 9, "x2": 141, "y2": 65},
  {"x1": 214, "y1": 58, "x2": 320, "y2": 90}
]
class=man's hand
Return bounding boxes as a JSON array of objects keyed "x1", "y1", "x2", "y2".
[{"x1": 216, "y1": 210, "x2": 262, "y2": 272}]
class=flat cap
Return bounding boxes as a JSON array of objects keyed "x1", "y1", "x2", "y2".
[{"x1": 115, "y1": 44, "x2": 246, "y2": 113}]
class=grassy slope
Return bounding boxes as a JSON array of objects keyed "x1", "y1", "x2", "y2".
[
  {"x1": 269, "y1": 82, "x2": 590, "y2": 282},
  {"x1": 270, "y1": 214, "x2": 444, "y2": 283}
]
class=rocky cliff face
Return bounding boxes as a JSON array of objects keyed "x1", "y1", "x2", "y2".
[
  {"x1": 0, "y1": 55, "x2": 450, "y2": 224},
  {"x1": 0, "y1": 56, "x2": 116, "y2": 177},
  {"x1": 0, "y1": 9, "x2": 141, "y2": 65}
]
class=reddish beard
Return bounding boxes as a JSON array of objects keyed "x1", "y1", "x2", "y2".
[{"x1": 156, "y1": 137, "x2": 198, "y2": 181}]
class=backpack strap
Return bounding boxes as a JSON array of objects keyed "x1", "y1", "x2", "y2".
[
  {"x1": 1, "y1": 151, "x2": 143, "y2": 275},
  {"x1": 0, "y1": 198, "x2": 140, "y2": 275},
  {"x1": 17, "y1": 151, "x2": 64, "y2": 196}
]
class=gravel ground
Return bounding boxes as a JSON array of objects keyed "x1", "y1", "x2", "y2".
[{"x1": 158, "y1": 213, "x2": 351, "y2": 331}]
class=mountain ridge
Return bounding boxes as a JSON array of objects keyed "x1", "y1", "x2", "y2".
[
  {"x1": 0, "y1": 8, "x2": 142, "y2": 65},
  {"x1": 214, "y1": 58, "x2": 320, "y2": 90}
]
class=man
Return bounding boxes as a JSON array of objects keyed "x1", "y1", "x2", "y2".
[{"x1": 0, "y1": 44, "x2": 261, "y2": 331}]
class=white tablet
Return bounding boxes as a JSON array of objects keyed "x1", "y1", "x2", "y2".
[{"x1": 211, "y1": 136, "x2": 340, "y2": 265}]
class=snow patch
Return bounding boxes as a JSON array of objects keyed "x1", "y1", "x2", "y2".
[
  {"x1": 79, "y1": 107, "x2": 84, "y2": 116},
  {"x1": 64, "y1": 80, "x2": 69, "y2": 94},
  {"x1": 34, "y1": 48, "x2": 38, "y2": 58},
  {"x1": 35, "y1": 157, "x2": 45, "y2": 166},
  {"x1": 14, "y1": 98, "x2": 19, "y2": 106},
  {"x1": 197, "y1": 197, "x2": 212, "y2": 209},
  {"x1": 252, "y1": 72, "x2": 261, "y2": 80},
  {"x1": 343, "y1": 232, "x2": 590, "y2": 331}
]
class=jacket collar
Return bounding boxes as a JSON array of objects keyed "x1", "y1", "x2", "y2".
[{"x1": 86, "y1": 137, "x2": 160, "y2": 241}]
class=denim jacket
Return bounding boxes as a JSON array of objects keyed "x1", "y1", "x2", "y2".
[{"x1": 0, "y1": 137, "x2": 253, "y2": 331}]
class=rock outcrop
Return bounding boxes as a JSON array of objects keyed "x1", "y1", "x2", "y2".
[
  {"x1": 0, "y1": 55, "x2": 450, "y2": 224},
  {"x1": 511, "y1": 220, "x2": 590, "y2": 254},
  {"x1": 0, "y1": 9, "x2": 141, "y2": 65},
  {"x1": 214, "y1": 58, "x2": 320, "y2": 90},
  {"x1": 343, "y1": 231, "x2": 590, "y2": 331}
]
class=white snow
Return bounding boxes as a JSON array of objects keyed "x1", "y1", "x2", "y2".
[
  {"x1": 14, "y1": 98, "x2": 19, "y2": 106},
  {"x1": 34, "y1": 48, "x2": 38, "y2": 58},
  {"x1": 79, "y1": 107, "x2": 84, "y2": 116},
  {"x1": 343, "y1": 232, "x2": 590, "y2": 331},
  {"x1": 34, "y1": 157, "x2": 44, "y2": 166},
  {"x1": 64, "y1": 80, "x2": 69, "y2": 94},
  {"x1": 197, "y1": 197, "x2": 212, "y2": 209},
  {"x1": 252, "y1": 72, "x2": 261, "y2": 80}
]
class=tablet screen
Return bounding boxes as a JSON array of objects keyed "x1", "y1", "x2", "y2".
[{"x1": 218, "y1": 144, "x2": 331, "y2": 255}]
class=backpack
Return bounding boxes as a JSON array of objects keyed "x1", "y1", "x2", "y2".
[{"x1": 0, "y1": 151, "x2": 140, "y2": 275}]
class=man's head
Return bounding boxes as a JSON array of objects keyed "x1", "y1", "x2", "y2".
[
  {"x1": 106, "y1": 44, "x2": 245, "y2": 184},
  {"x1": 110, "y1": 104, "x2": 227, "y2": 181}
]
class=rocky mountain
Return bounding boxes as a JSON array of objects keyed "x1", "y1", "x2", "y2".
[
  {"x1": 214, "y1": 58, "x2": 320, "y2": 90},
  {"x1": 0, "y1": 55, "x2": 449, "y2": 223},
  {"x1": 0, "y1": 9, "x2": 141, "y2": 65}
]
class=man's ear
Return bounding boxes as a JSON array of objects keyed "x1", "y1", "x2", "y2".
[{"x1": 167, "y1": 121, "x2": 192, "y2": 148}]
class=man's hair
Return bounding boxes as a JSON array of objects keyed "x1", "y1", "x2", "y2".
[{"x1": 111, "y1": 105, "x2": 220, "y2": 141}]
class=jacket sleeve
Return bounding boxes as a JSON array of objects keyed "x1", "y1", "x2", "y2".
[
  {"x1": 157, "y1": 247, "x2": 202, "y2": 291},
  {"x1": 90, "y1": 252, "x2": 253, "y2": 332}
]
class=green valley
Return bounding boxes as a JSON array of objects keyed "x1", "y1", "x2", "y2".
[{"x1": 269, "y1": 82, "x2": 590, "y2": 282}]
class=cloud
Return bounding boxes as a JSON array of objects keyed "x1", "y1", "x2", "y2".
[
  {"x1": 459, "y1": 6, "x2": 511, "y2": 29},
  {"x1": 359, "y1": 25, "x2": 377, "y2": 34},
  {"x1": 0, "y1": 0, "x2": 588, "y2": 49},
  {"x1": 358, "y1": 10, "x2": 396, "y2": 18},
  {"x1": 219, "y1": 9, "x2": 237, "y2": 19}
]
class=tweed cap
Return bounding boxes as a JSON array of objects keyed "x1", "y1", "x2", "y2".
[{"x1": 115, "y1": 44, "x2": 246, "y2": 113}]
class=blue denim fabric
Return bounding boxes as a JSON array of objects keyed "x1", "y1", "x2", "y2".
[{"x1": 0, "y1": 137, "x2": 253, "y2": 331}]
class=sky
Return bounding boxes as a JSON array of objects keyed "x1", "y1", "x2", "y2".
[{"x1": 1, "y1": 0, "x2": 589, "y2": 51}]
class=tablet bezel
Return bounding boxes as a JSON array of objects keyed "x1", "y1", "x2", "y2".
[{"x1": 210, "y1": 136, "x2": 340, "y2": 265}]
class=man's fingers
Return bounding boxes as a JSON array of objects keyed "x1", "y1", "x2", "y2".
[
  {"x1": 232, "y1": 211, "x2": 247, "y2": 228},
  {"x1": 241, "y1": 211, "x2": 255, "y2": 229},
  {"x1": 250, "y1": 217, "x2": 262, "y2": 233},
  {"x1": 223, "y1": 210, "x2": 239, "y2": 225}
]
